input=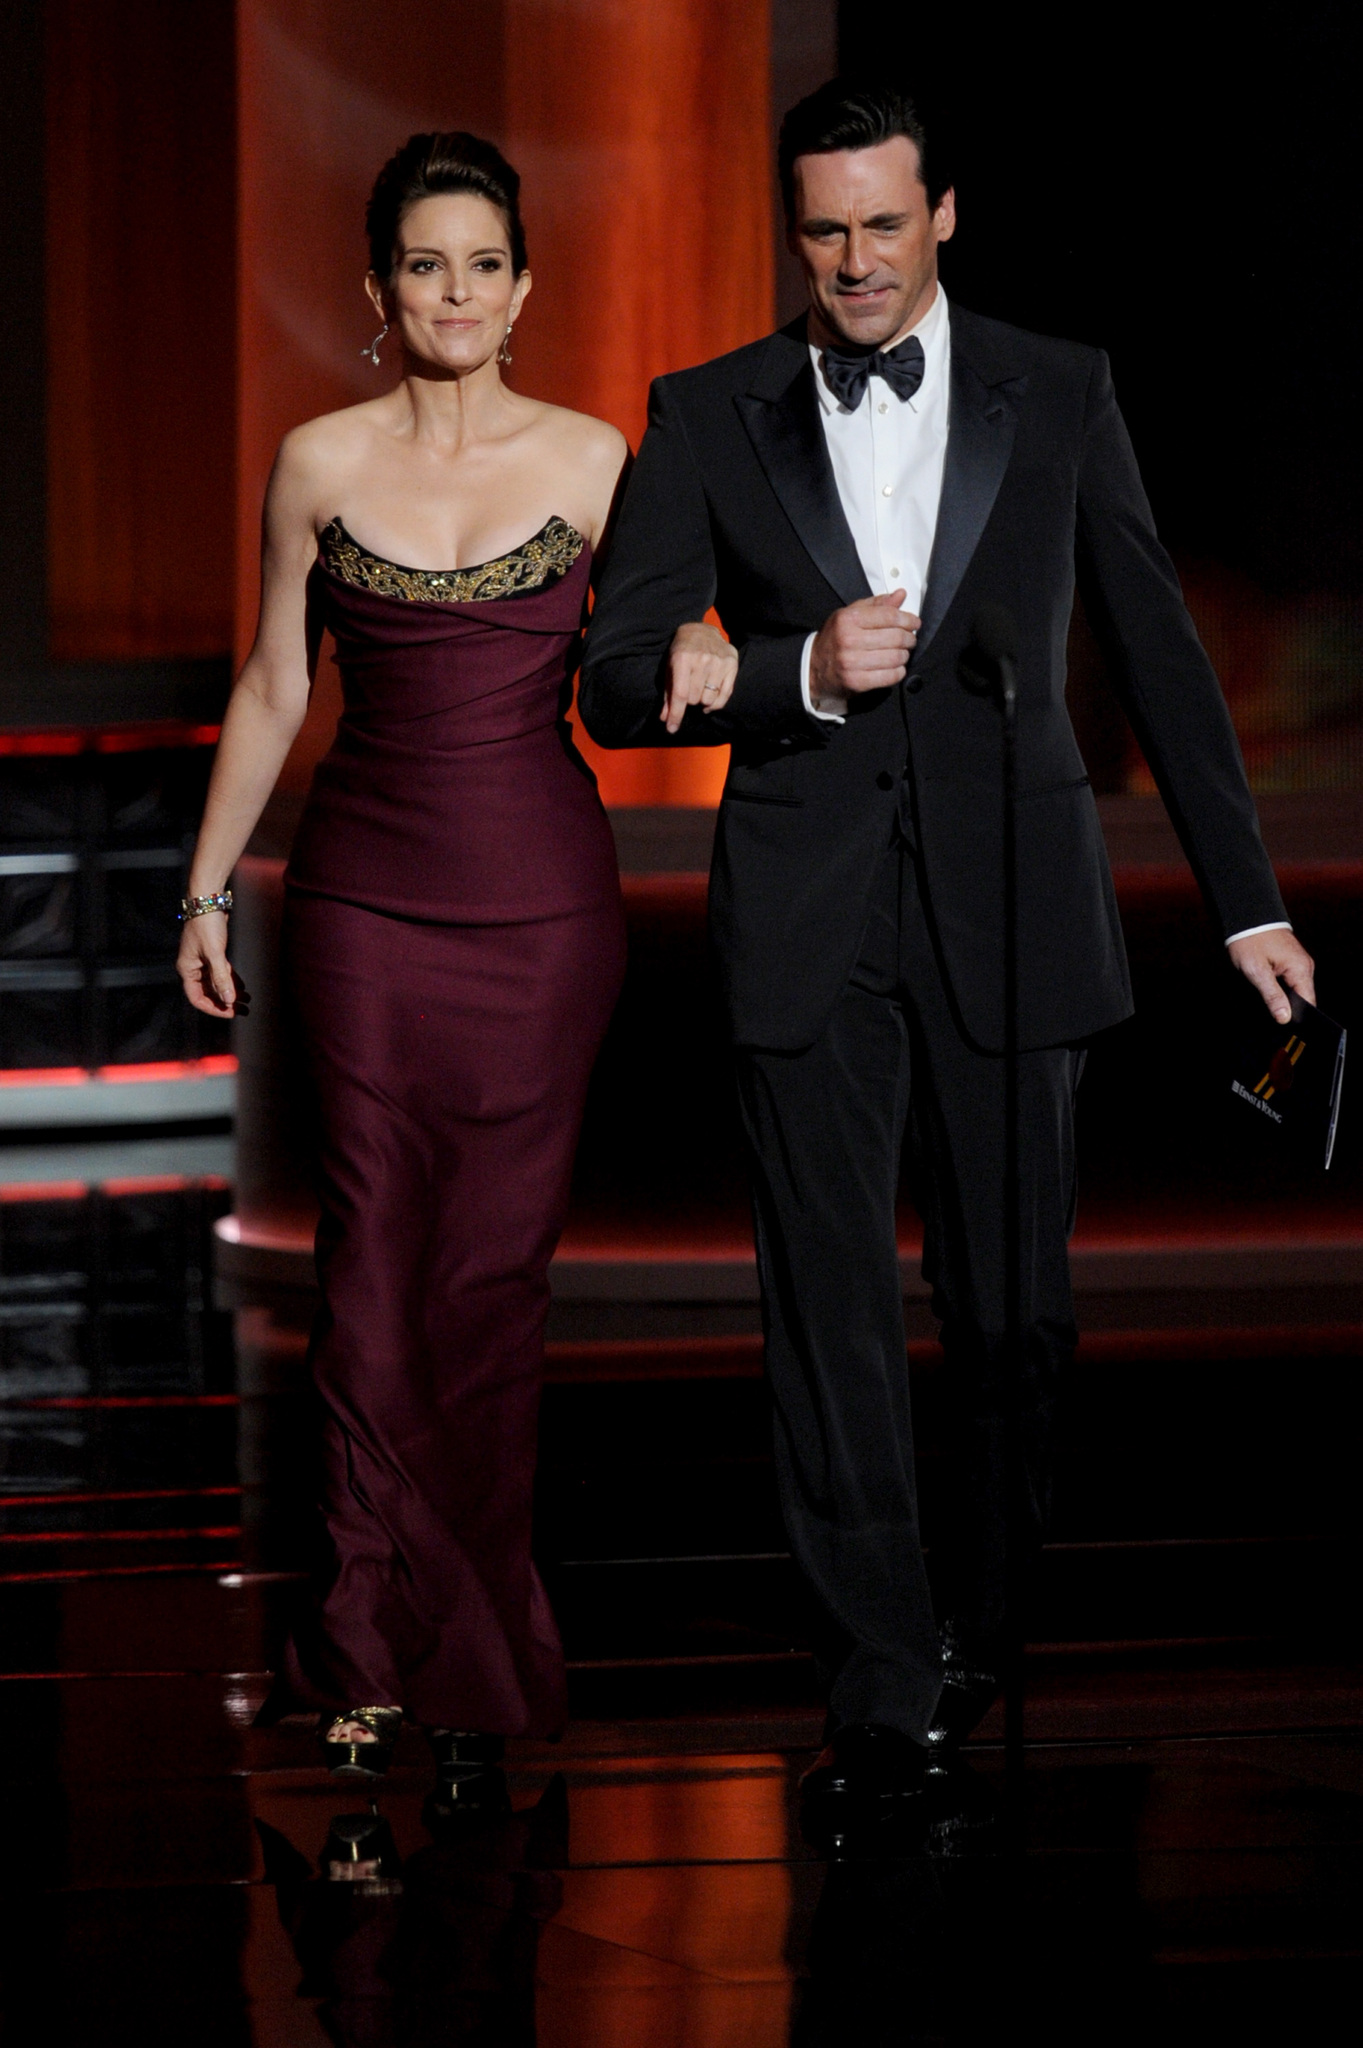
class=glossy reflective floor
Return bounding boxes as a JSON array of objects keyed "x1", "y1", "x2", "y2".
[
  {"x1": 0, "y1": 1567, "x2": 1360, "y2": 2043},
  {"x1": 5, "y1": 1119, "x2": 1363, "y2": 2041}
]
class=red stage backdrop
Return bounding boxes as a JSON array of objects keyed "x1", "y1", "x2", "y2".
[
  {"x1": 45, "y1": 0, "x2": 236, "y2": 663},
  {"x1": 236, "y1": 0, "x2": 774, "y2": 806}
]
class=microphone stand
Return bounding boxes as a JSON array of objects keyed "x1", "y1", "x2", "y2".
[
  {"x1": 960, "y1": 611, "x2": 1025, "y2": 1796},
  {"x1": 997, "y1": 648, "x2": 1024, "y2": 1795}
]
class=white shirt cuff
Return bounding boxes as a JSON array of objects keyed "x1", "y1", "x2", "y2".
[
  {"x1": 1224, "y1": 921, "x2": 1292, "y2": 947},
  {"x1": 800, "y1": 632, "x2": 844, "y2": 722}
]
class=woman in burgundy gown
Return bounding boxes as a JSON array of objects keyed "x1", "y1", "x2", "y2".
[
  {"x1": 279, "y1": 511, "x2": 623, "y2": 1758},
  {"x1": 175, "y1": 132, "x2": 671, "y2": 1792}
]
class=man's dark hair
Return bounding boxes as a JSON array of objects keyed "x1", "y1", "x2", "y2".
[{"x1": 778, "y1": 80, "x2": 948, "y2": 222}]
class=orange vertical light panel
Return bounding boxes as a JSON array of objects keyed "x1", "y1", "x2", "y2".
[{"x1": 506, "y1": 0, "x2": 774, "y2": 805}]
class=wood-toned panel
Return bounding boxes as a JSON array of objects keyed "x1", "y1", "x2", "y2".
[
  {"x1": 504, "y1": 0, "x2": 774, "y2": 444},
  {"x1": 45, "y1": 0, "x2": 236, "y2": 661},
  {"x1": 506, "y1": 0, "x2": 774, "y2": 805}
]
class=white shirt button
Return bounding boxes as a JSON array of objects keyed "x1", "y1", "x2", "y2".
[
  {"x1": 878, "y1": 402, "x2": 888, "y2": 414},
  {"x1": 889, "y1": 567, "x2": 900, "y2": 578},
  {"x1": 882, "y1": 484, "x2": 893, "y2": 497}
]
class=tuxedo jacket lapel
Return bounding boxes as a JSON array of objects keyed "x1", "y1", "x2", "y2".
[
  {"x1": 734, "y1": 327, "x2": 871, "y2": 609},
  {"x1": 912, "y1": 313, "x2": 1026, "y2": 664},
  {"x1": 732, "y1": 312, "x2": 1024, "y2": 638}
]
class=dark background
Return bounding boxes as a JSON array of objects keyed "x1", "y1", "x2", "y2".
[{"x1": 837, "y1": 0, "x2": 1361, "y2": 790}]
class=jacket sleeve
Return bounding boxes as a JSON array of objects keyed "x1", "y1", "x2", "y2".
[
  {"x1": 579, "y1": 377, "x2": 815, "y2": 748},
  {"x1": 1074, "y1": 352, "x2": 1287, "y2": 937}
]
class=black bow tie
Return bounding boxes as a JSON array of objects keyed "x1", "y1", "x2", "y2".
[{"x1": 821, "y1": 334, "x2": 926, "y2": 411}]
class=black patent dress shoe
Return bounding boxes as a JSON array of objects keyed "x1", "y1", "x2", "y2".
[
  {"x1": 799, "y1": 1723, "x2": 930, "y2": 1853},
  {"x1": 924, "y1": 1624, "x2": 1001, "y2": 1769}
]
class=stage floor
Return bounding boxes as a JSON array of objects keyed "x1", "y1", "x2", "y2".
[
  {"x1": 5, "y1": 874, "x2": 1363, "y2": 2039},
  {"x1": 0, "y1": 1572, "x2": 1359, "y2": 2043}
]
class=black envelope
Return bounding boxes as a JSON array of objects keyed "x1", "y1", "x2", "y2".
[{"x1": 1229, "y1": 987, "x2": 1346, "y2": 1169}]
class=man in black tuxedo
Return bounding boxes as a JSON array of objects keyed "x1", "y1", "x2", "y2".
[{"x1": 579, "y1": 80, "x2": 1314, "y2": 1813}]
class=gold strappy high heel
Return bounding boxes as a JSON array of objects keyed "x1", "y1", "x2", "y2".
[{"x1": 319, "y1": 1706, "x2": 403, "y2": 1779}]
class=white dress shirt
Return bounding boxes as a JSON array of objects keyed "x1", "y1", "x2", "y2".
[
  {"x1": 795, "y1": 286, "x2": 1286, "y2": 949},
  {"x1": 799, "y1": 282, "x2": 950, "y2": 721}
]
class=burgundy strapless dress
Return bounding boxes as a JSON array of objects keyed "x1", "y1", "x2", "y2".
[{"x1": 280, "y1": 515, "x2": 625, "y2": 1735}]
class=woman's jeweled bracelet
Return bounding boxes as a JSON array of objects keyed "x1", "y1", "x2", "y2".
[{"x1": 179, "y1": 890, "x2": 233, "y2": 923}]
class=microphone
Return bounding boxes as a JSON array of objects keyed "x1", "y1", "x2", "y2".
[{"x1": 959, "y1": 604, "x2": 1020, "y2": 705}]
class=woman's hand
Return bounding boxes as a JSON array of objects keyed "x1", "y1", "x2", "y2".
[
  {"x1": 177, "y1": 913, "x2": 249, "y2": 1018},
  {"x1": 661, "y1": 621, "x2": 738, "y2": 734}
]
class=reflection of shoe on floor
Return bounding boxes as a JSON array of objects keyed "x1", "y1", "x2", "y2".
[
  {"x1": 419, "y1": 1770, "x2": 570, "y2": 1905},
  {"x1": 422, "y1": 1729, "x2": 512, "y2": 1833},
  {"x1": 322, "y1": 1811, "x2": 404, "y2": 1893},
  {"x1": 799, "y1": 1723, "x2": 930, "y2": 1852},
  {"x1": 523, "y1": 1771, "x2": 570, "y2": 1870},
  {"x1": 924, "y1": 1759, "x2": 1003, "y2": 1858},
  {"x1": 422, "y1": 1772, "x2": 513, "y2": 1835},
  {"x1": 925, "y1": 1624, "x2": 1001, "y2": 1770}
]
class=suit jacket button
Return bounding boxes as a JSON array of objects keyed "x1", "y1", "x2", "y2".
[{"x1": 875, "y1": 771, "x2": 894, "y2": 791}]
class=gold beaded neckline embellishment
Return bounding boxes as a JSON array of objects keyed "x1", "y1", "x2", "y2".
[{"x1": 318, "y1": 516, "x2": 585, "y2": 604}]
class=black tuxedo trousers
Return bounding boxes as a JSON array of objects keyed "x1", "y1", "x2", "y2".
[{"x1": 738, "y1": 835, "x2": 1082, "y2": 1741}]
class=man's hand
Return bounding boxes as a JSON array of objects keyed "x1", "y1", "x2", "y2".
[
  {"x1": 808, "y1": 590, "x2": 920, "y2": 714},
  {"x1": 661, "y1": 621, "x2": 738, "y2": 734},
  {"x1": 1227, "y1": 927, "x2": 1316, "y2": 1024}
]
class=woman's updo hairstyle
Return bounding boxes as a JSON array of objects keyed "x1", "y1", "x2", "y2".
[{"x1": 365, "y1": 131, "x2": 528, "y2": 280}]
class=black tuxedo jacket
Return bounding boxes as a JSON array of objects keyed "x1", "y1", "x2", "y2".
[{"x1": 579, "y1": 305, "x2": 1286, "y2": 1053}]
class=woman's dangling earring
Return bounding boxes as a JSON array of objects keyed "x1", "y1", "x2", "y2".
[
  {"x1": 498, "y1": 324, "x2": 514, "y2": 367},
  {"x1": 362, "y1": 322, "x2": 389, "y2": 367}
]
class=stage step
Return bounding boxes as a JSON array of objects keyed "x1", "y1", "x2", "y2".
[
  {"x1": 546, "y1": 1536, "x2": 1353, "y2": 1672},
  {"x1": 214, "y1": 1214, "x2": 1363, "y2": 1340},
  {"x1": 531, "y1": 1333, "x2": 1363, "y2": 1678},
  {"x1": 225, "y1": 1314, "x2": 1363, "y2": 1675}
]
